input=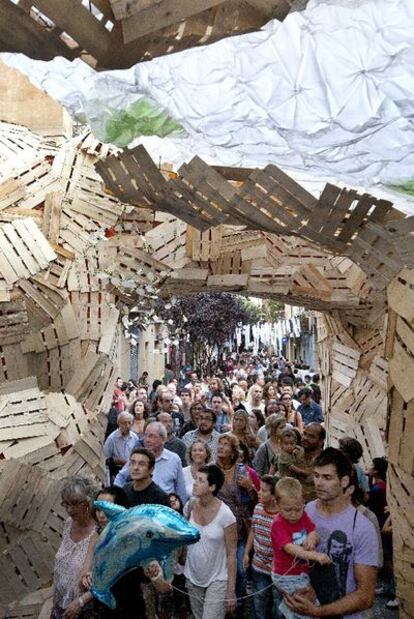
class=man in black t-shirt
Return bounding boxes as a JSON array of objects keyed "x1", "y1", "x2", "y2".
[
  {"x1": 123, "y1": 447, "x2": 170, "y2": 508},
  {"x1": 108, "y1": 448, "x2": 170, "y2": 617}
]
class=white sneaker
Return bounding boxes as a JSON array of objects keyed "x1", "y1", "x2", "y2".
[{"x1": 385, "y1": 598, "x2": 399, "y2": 609}]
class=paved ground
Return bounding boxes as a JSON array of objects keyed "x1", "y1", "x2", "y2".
[{"x1": 372, "y1": 593, "x2": 400, "y2": 618}]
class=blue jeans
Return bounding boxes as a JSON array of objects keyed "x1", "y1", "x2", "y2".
[
  {"x1": 236, "y1": 540, "x2": 247, "y2": 605},
  {"x1": 252, "y1": 568, "x2": 282, "y2": 619}
]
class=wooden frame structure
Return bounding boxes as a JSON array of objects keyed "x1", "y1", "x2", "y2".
[
  {"x1": 0, "y1": 121, "x2": 413, "y2": 616},
  {"x1": 0, "y1": 0, "x2": 303, "y2": 70}
]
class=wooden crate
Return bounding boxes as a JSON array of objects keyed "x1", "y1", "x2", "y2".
[
  {"x1": 1, "y1": 120, "x2": 414, "y2": 614},
  {"x1": 331, "y1": 341, "x2": 361, "y2": 387},
  {"x1": 0, "y1": 219, "x2": 56, "y2": 285},
  {"x1": 0, "y1": 0, "x2": 295, "y2": 70},
  {"x1": 145, "y1": 219, "x2": 189, "y2": 269}
]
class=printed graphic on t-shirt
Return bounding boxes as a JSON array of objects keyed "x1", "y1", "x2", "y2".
[
  {"x1": 292, "y1": 529, "x2": 308, "y2": 547},
  {"x1": 326, "y1": 529, "x2": 352, "y2": 598}
]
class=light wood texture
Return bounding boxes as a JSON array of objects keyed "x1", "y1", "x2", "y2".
[
  {"x1": 0, "y1": 122, "x2": 412, "y2": 616},
  {"x1": 0, "y1": 61, "x2": 72, "y2": 137}
]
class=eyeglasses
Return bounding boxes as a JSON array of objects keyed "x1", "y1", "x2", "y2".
[{"x1": 61, "y1": 500, "x2": 85, "y2": 508}]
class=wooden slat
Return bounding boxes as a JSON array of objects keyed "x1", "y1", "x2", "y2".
[{"x1": 118, "y1": 0, "x2": 226, "y2": 43}]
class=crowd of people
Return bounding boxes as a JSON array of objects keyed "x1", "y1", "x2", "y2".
[{"x1": 51, "y1": 353, "x2": 396, "y2": 619}]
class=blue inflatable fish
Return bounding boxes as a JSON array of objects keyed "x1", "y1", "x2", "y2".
[{"x1": 91, "y1": 501, "x2": 200, "y2": 609}]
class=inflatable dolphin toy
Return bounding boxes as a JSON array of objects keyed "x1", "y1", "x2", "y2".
[{"x1": 91, "y1": 501, "x2": 200, "y2": 609}]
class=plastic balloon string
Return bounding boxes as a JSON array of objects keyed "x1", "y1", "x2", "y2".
[
  {"x1": 170, "y1": 581, "x2": 274, "y2": 603},
  {"x1": 170, "y1": 557, "x2": 306, "y2": 603}
]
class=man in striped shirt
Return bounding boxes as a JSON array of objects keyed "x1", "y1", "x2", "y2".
[{"x1": 243, "y1": 475, "x2": 282, "y2": 618}]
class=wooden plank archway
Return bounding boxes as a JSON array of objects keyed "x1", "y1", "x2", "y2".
[{"x1": 0, "y1": 123, "x2": 413, "y2": 616}]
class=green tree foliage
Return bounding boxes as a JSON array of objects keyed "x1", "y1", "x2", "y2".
[
  {"x1": 262, "y1": 299, "x2": 284, "y2": 322},
  {"x1": 158, "y1": 293, "x2": 258, "y2": 375}
]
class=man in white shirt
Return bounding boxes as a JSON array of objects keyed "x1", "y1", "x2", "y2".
[{"x1": 103, "y1": 411, "x2": 137, "y2": 482}]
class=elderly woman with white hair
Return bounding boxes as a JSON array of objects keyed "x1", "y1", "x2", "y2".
[
  {"x1": 244, "y1": 384, "x2": 264, "y2": 415},
  {"x1": 103, "y1": 410, "x2": 138, "y2": 483},
  {"x1": 51, "y1": 476, "x2": 98, "y2": 619}
]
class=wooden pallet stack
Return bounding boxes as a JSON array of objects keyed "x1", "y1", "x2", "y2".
[
  {"x1": 0, "y1": 123, "x2": 135, "y2": 613},
  {"x1": 97, "y1": 142, "x2": 414, "y2": 614},
  {"x1": 386, "y1": 268, "x2": 414, "y2": 619},
  {"x1": 0, "y1": 121, "x2": 414, "y2": 614},
  {"x1": 99, "y1": 147, "x2": 407, "y2": 299},
  {"x1": 0, "y1": 0, "x2": 303, "y2": 70}
]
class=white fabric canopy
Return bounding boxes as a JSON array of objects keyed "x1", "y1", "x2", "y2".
[{"x1": 2, "y1": 0, "x2": 414, "y2": 212}]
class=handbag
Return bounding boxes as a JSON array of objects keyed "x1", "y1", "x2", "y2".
[
  {"x1": 308, "y1": 510, "x2": 358, "y2": 619},
  {"x1": 308, "y1": 562, "x2": 343, "y2": 618}
]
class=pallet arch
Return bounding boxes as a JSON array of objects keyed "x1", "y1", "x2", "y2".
[{"x1": 0, "y1": 122, "x2": 413, "y2": 616}]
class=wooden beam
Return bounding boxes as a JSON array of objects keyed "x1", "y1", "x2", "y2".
[
  {"x1": 245, "y1": 0, "x2": 291, "y2": 20},
  {"x1": 110, "y1": 0, "x2": 162, "y2": 20},
  {"x1": 0, "y1": 0, "x2": 76, "y2": 61},
  {"x1": 212, "y1": 165, "x2": 256, "y2": 182},
  {"x1": 31, "y1": 0, "x2": 113, "y2": 60},
  {"x1": 119, "y1": 0, "x2": 226, "y2": 43}
]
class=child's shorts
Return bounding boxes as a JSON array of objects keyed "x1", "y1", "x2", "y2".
[{"x1": 271, "y1": 572, "x2": 314, "y2": 619}]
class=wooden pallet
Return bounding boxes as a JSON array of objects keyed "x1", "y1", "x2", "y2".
[
  {"x1": 0, "y1": 219, "x2": 56, "y2": 285},
  {"x1": 0, "y1": 0, "x2": 297, "y2": 70},
  {"x1": 97, "y1": 146, "x2": 411, "y2": 312},
  {"x1": 0, "y1": 120, "x2": 413, "y2": 615}
]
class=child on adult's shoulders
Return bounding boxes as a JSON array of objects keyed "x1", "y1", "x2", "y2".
[
  {"x1": 272, "y1": 428, "x2": 305, "y2": 481},
  {"x1": 271, "y1": 477, "x2": 330, "y2": 619}
]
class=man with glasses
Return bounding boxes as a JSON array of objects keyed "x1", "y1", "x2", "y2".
[
  {"x1": 182, "y1": 409, "x2": 220, "y2": 461},
  {"x1": 114, "y1": 422, "x2": 187, "y2": 503},
  {"x1": 179, "y1": 401, "x2": 203, "y2": 438},
  {"x1": 124, "y1": 447, "x2": 170, "y2": 508}
]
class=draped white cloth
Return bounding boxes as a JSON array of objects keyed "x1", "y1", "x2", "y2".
[{"x1": 3, "y1": 0, "x2": 414, "y2": 210}]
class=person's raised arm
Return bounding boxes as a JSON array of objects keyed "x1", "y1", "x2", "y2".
[
  {"x1": 222, "y1": 396, "x2": 234, "y2": 419},
  {"x1": 295, "y1": 411, "x2": 304, "y2": 434},
  {"x1": 224, "y1": 522, "x2": 238, "y2": 615},
  {"x1": 286, "y1": 564, "x2": 377, "y2": 618}
]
